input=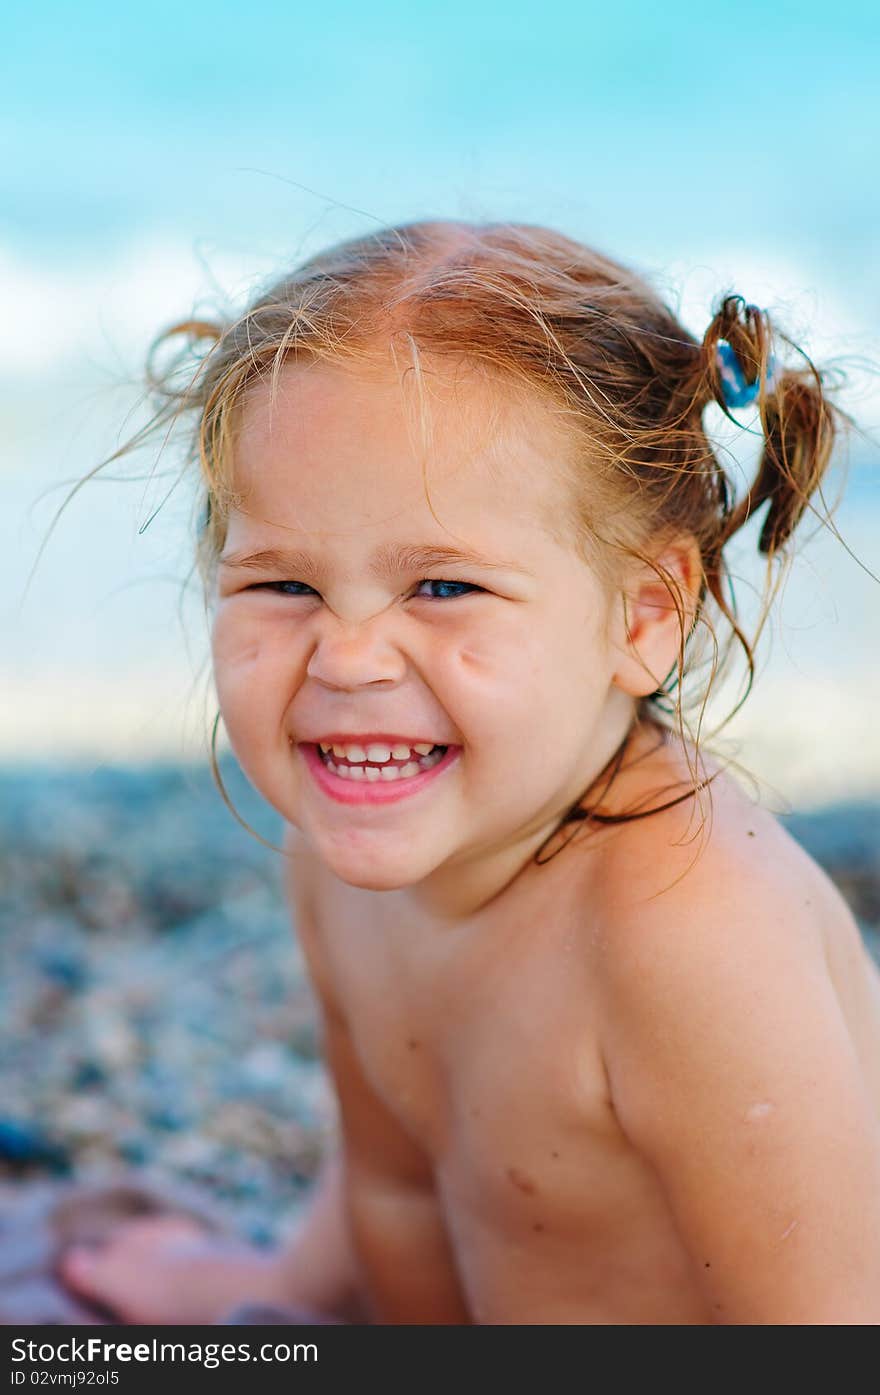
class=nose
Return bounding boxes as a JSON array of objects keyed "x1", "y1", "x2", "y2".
[{"x1": 305, "y1": 613, "x2": 409, "y2": 691}]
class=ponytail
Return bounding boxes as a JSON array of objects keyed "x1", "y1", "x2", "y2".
[{"x1": 701, "y1": 295, "x2": 839, "y2": 557}]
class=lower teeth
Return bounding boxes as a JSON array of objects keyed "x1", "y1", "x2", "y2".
[{"x1": 320, "y1": 746, "x2": 446, "y2": 781}]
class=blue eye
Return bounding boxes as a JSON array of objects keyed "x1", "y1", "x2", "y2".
[
  {"x1": 256, "y1": 581, "x2": 317, "y2": 597},
  {"x1": 414, "y1": 579, "x2": 482, "y2": 600}
]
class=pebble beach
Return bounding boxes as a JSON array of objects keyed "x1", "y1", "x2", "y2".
[
  {"x1": 1, "y1": 759, "x2": 878, "y2": 1246},
  {"x1": 0, "y1": 761, "x2": 333, "y2": 1246}
]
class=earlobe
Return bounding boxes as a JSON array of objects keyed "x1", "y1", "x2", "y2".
[{"x1": 610, "y1": 539, "x2": 702, "y2": 699}]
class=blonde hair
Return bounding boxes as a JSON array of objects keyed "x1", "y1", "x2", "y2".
[{"x1": 109, "y1": 219, "x2": 852, "y2": 858}]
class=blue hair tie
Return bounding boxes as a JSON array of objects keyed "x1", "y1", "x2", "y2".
[{"x1": 716, "y1": 339, "x2": 779, "y2": 410}]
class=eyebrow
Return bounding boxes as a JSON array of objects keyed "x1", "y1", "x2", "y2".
[{"x1": 217, "y1": 542, "x2": 521, "y2": 578}]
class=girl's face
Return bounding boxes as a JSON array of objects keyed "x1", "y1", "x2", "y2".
[{"x1": 210, "y1": 356, "x2": 635, "y2": 903}]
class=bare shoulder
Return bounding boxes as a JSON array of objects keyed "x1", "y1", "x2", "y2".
[
  {"x1": 591, "y1": 731, "x2": 853, "y2": 949},
  {"x1": 578, "y1": 729, "x2": 876, "y2": 1047},
  {"x1": 574, "y1": 737, "x2": 880, "y2": 1321},
  {"x1": 581, "y1": 726, "x2": 880, "y2": 1095}
]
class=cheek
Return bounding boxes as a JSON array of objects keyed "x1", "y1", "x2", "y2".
[
  {"x1": 212, "y1": 610, "x2": 258, "y2": 682},
  {"x1": 444, "y1": 616, "x2": 535, "y2": 694},
  {"x1": 448, "y1": 609, "x2": 609, "y2": 764},
  {"x1": 450, "y1": 604, "x2": 601, "y2": 707},
  {"x1": 210, "y1": 608, "x2": 296, "y2": 727}
]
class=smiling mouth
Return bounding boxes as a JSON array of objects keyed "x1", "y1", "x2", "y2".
[{"x1": 316, "y1": 743, "x2": 448, "y2": 782}]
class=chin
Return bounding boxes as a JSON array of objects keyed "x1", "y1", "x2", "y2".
[{"x1": 320, "y1": 834, "x2": 439, "y2": 892}]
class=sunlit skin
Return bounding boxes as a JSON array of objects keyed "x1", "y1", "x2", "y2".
[{"x1": 60, "y1": 355, "x2": 880, "y2": 1325}]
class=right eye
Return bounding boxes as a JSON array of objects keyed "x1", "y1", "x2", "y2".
[{"x1": 251, "y1": 581, "x2": 319, "y2": 597}]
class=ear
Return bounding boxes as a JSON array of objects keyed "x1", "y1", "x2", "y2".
[{"x1": 609, "y1": 535, "x2": 704, "y2": 699}]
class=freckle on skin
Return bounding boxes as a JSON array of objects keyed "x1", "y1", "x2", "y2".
[
  {"x1": 406, "y1": 1038, "x2": 420, "y2": 1050},
  {"x1": 532, "y1": 1222, "x2": 546, "y2": 1233},
  {"x1": 507, "y1": 1167, "x2": 538, "y2": 1195}
]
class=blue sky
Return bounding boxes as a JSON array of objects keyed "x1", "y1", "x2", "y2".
[
  {"x1": 4, "y1": 0, "x2": 879, "y2": 280},
  {"x1": 3, "y1": 1, "x2": 879, "y2": 789}
]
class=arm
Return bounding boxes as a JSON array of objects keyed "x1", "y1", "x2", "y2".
[
  {"x1": 316, "y1": 991, "x2": 472, "y2": 1324},
  {"x1": 596, "y1": 846, "x2": 880, "y2": 1325},
  {"x1": 273, "y1": 1151, "x2": 367, "y2": 1321},
  {"x1": 279, "y1": 826, "x2": 470, "y2": 1324},
  {"x1": 272, "y1": 827, "x2": 366, "y2": 1320}
]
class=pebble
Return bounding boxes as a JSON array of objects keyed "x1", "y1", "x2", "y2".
[{"x1": 0, "y1": 1119, "x2": 69, "y2": 1173}]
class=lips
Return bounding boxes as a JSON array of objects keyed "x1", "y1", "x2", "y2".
[{"x1": 298, "y1": 740, "x2": 460, "y2": 807}]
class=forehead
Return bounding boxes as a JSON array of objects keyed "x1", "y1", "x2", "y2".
[{"x1": 229, "y1": 354, "x2": 580, "y2": 551}]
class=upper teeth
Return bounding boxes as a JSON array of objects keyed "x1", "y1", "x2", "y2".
[{"x1": 319, "y1": 741, "x2": 437, "y2": 763}]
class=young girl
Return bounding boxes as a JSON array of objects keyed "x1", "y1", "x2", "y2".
[{"x1": 59, "y1": 220, "x2": 880, "y2": 1324}]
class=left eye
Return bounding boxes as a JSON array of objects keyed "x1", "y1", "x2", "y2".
[
  {"x1": 413, "y1": 579, "x2": 482, "y2": 600},
  {"x1": 253, "y1": 581, "x2": 318, "y2": 596}
]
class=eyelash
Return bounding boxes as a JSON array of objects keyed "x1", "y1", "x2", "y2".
[{"x1": 252, "y1": 579, "x2": 483, "y2": 601}]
